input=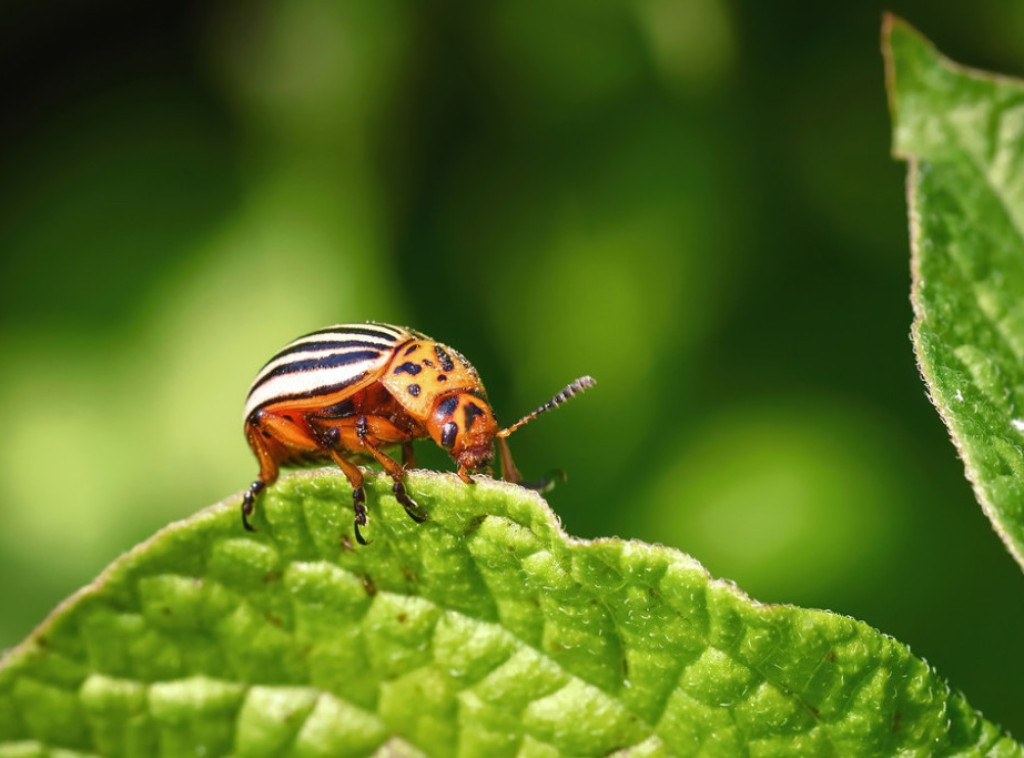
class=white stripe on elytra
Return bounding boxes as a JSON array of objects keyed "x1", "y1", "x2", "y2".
[
  {"x1": 243, "y1": 323, "x2": 413, "y2": 422},
  {"x1": 251, "y1": 344, "x2": 383, "y2": 388},
  {"x1": 243, "y1": 352, "x2": 388, "y2": 422},
  {"x1": 249, "y1": 324, "x2": 408, "y2": 388}
]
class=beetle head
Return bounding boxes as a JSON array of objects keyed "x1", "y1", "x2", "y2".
[{"x1": 428, "y1": 391, "x2": 498, "y2": 471}]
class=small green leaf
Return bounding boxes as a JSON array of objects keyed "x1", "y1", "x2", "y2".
[
  {"x1": 884, "y1": 14, "x2": 1024, "y2": 568},
  {"x1": 0, "y1": 470, "x2": 1018, "y2": 756}
]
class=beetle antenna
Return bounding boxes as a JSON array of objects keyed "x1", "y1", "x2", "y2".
[{"x1": 497, "y1": 376, "x2": 596, "y2": 438}]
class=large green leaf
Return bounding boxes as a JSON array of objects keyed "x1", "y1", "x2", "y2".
[
  {"x1": 0, "y1": 470, "x2": 1018, "y2": 756},
  {"x1": 885, "y1": 14, "x2": 1024, "y2": 568}
]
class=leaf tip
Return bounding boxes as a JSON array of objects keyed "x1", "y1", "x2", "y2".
[{"x1": 882, "y1": 13, "x2": 924, "y2": 156}]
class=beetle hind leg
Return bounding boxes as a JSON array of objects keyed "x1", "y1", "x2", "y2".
[{"x1": 242, "y1": 421, "x2": 282, "y2": 531}]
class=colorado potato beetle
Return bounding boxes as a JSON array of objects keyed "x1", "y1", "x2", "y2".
[{"x1": 241, "y1": 322, "x2": 594, "y2": 543}]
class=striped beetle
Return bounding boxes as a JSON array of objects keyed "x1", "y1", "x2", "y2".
[{"x1": 242, "y1": 322, "x2": 594, "y2": 543}]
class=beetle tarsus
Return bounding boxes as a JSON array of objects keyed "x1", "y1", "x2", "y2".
[
  {"x1": 393, "y1": 480, "x2": 427, "y2": 523},
  {"x1": 241, "y1": 480, "x2": 265, "y2": 531},
  {"x1": 352, "y1": 486, "x2": 371, "y2": 545},
  {"x1": 520, "y1": 469, "x2": 567, "y2": 494}
]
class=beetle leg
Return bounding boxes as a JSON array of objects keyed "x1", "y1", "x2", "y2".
[
  {"x1": 495, "y1": 437, "x2": 522, "y2": 484},
  {"x1": 401, "y1": 441, "x2": 418, "y2": 468},
  {"x1": 391, "y1": 479, "x2": 427, "y2": 522},
  {"x1": 328, "y1": 450, "x2": 372, "y2": 545},
  {"x1": 519, "y1": 469, "x2": 567, "y2": 493},
  {"x1": 242, "y1": 419, "x2": 284, "y2": 531},
  {"x1": 241, "y1": 481, "x2": 265, "y2": 531},
  {"x1": 354, "y1": 415, "x2": 429, "y2": 523}
]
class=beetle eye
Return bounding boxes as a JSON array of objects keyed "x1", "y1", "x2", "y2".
[{"x1": 440, "y1": 421, "x2": 458, "y2": 448}]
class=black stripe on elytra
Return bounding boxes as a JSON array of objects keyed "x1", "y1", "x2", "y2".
[
  {"x1": 270, "y1": 339, "x2": 390, "y2": 363},
  {"x1": 393, "y1": 361, "x2": 422, "y2": 376},
  {"x1": 434, "y1": 345, "x2": 455, "y2": 372},
  {"x1": 463, "y1": 401, "x2": 485, "y2": 431},
  {"x1": 248, "y1": 350, "x2": 381, "y2": 396},
  {"x1": 245, "y1": 372, "x2": 368, "y2": 419},
  {"x1": 437, "y1": 395, "x2": 459, "y2": 417}
]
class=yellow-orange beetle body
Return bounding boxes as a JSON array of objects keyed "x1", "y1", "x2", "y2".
[{"x1": 241, "y1": 322, "x2": 594, "y2": 543}]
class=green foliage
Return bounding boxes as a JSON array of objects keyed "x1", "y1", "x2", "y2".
[
  {"x1": 885, "y1": 15, "x2": 1024, "y2": 569},
  {"x1": 6, "y1": 13, "x2": 1024, "y2": 758},
  {"x1": 0, "y1": 471, "x2": 1018, "y2": 757}
]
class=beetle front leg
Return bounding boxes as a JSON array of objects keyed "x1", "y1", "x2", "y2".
[
  {"x1": 495, "y1": 437, "x2": 522, "y2": 484},
  {"x1": 401, "y1": 441, "x2": 418, "y2": 469}
]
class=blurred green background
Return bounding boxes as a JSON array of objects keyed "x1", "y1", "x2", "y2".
[{"x1": 2, "y1": 0, "x2": 1024, "y2": 735}]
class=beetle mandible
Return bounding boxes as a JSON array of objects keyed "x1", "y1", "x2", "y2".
[{"x1": 241, "y1": 322, "x2": 594, "y2": 543}]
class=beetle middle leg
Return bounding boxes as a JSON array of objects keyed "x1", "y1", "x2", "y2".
[
  {"x1": 326, "y1": 451, "x2": 373, "y2": 545},
  {"x1": 313, "y1": 415, "x2": 429, "y2": 536},
  {"x1": 354, "y1": 416, "x2": 429, "y2": 523}
]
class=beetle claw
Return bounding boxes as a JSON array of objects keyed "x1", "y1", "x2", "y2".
[
  {"x1": 393, "y1": 481, "x2": 428, "y2": 523},
  {"x1": 354, "y1": 521, "x2": 371, "y2": 546},
  {"x1": 354, "y1": 522, "x2": 371, "y2": 545},
  {"x1": 520, "y1": 468, "x2": 567, "y2": 494},
  {"x1": 352, "y1": 487, "x2": 372, "y2": 545},
  {"x1": 241, "y1": 481, "x2": 264, "y2": 532}
]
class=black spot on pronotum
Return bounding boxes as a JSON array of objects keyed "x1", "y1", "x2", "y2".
[
  {"x1": 463, "y1": 401, "x2": 485, "y2": 430},
  {"x1": 407, "y1": 383, "x2": 421, "y2": 397},
  {"x1": 434, "y1": 345, "x2": 455, "y2": 372},
  {"x1": 437, "y1": 395, "x2": 459, "y2": 417},
  {"x1": 440, "y1": 421, "x2": 458, "y2": 448},
  {"x1": 393, "y1": 361, "x2": 422, "y2": 375},
  {"x1": 404, "y1": 344, "x2": 418, "y2": 356},
  {"x1": 437, "y1": 374, "x2": 447, "y2": 382},
  {"x1": 423, "y1": 359, "x2": 434, "y2": 368}
]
